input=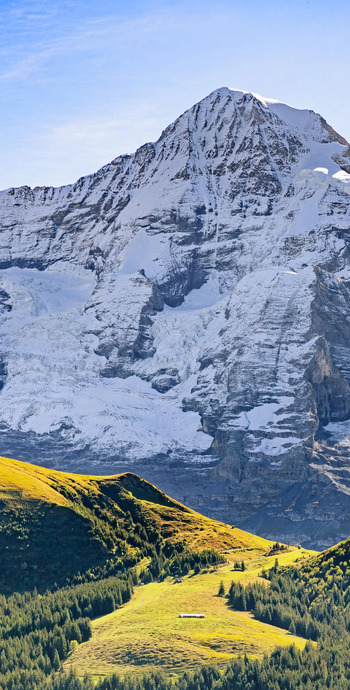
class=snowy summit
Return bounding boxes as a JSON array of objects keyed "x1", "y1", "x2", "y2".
[{"x1": 0, "y1": 87, "x2": 350, "y2": 547}]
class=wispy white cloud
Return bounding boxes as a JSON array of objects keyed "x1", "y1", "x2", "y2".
[
  {"x1": 0, "y1": 6, "x2": 187, "y2": 81},
  {"x1": 43, "y1": 114, "x2": 161, "y2": 152},
  {"x1": 1, "y1": 0, "x2": 350, "y2": 189},
  {"x1": 0, "y1": 1, "x2": 60, "y2": 40},
  {"x1": 0, "y1": 109, "x2": 166, "y2": 188}
]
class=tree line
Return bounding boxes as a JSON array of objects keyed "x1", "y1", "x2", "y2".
[
  {"x1": 0, "y1": 573, "x2": 134, "y2": 690},
  {"x1": 3, "y1": 513, "x2": 350, "y2": 688},
  {"x1": 45, "y1": 537, "x2": 350, "y2": 689}
]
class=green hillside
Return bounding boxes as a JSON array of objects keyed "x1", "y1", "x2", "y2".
[
  {"x1": 68, "y1": 547, "x2": 311, "y2": 680},
  {"x1": 0, "y1": 455, "x2": 269, "y2": 594},
  {"x1": 4, "y1": 454, "x2": 350, "y2": 690},
  {"x1": 65, "y1": 537, "x2": 350, "y2": 690}
]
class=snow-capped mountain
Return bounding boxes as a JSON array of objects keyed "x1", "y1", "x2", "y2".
[{"x1": 1, "y1": 87, "x2": 350, "y2": 547}]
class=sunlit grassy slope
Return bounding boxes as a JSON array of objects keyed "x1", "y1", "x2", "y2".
[
  {"x1": 68, "y1": 548, "x2": 315, "y2": 679},
  {"x1": 0, "y1": 455, "x2": 269, "y2": 593},
  {"x1": 0, "y1": 454, "x2": 318, "y2": 678}
]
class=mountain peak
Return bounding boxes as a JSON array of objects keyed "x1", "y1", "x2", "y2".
[{"x1": 1, "y1": 90, "x2": 350, "y2": 548}]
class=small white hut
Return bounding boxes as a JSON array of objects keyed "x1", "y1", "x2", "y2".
[{"x1": 179, "y1": 613, "x2": 205, "y2": 618}]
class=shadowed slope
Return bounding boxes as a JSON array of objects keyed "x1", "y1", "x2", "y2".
[{"x1": 0, "y1": 456, "x2": 270, "y2": 593}]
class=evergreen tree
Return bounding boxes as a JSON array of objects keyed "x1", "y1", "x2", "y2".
[
  {"x1": 52, "y1": 648, "x2": 60, "y2": 671},
  {"x1": 218, "y1": 580, "x2": 225, "y2": 597}
]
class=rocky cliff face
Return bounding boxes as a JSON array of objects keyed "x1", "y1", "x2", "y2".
[{"x1": 1, "y1": 87, "x2": 350, "y2": 548}]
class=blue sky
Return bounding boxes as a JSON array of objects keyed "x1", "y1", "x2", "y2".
[{"x1": 1, "y1": 0, "x2": 349, "y2": 189}]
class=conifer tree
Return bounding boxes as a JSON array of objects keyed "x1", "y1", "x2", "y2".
[{"x1": 52, "y1": 649, "x2": 60, "y2": 671}]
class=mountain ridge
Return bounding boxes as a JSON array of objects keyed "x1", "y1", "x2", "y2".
[
  {"x1": 1, "y1": 88, "x2": 350, "y2": 548},
  {"x1": 0, "y1": 454, "x2": 269, "y2": 593}
]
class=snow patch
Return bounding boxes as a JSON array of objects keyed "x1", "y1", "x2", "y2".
[
  {"x1": 324, "y1": 419, "x2": 350, "y2": 446},
  {"x1": 119, "y1": 229, "x2": 171, "y2": 281},
  {"x1": 232, "y1": 398, "x2": 295, "y2": 431},
  {"x1": 256, "y1": 436, "x2": 303, "y2": 457},
  {"x1": 172, "y1": 273, "x2": 224, "y2": 311},
  {"x1": 0, "y1": 267, "x2": 95, "y2": 316}
]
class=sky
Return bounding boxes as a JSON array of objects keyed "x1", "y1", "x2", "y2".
[{"x1": 1, "y1": 0, "x2": 350, "y2": 190}]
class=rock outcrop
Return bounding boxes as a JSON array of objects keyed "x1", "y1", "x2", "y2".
[{"x1": 1, "y1": 88, "x2": 350, "y2": 548}]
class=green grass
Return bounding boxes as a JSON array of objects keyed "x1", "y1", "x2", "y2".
[
  {"x1": 67, "y1": 548, "x2": 316, "y2": 679},
  {"x1": 0, "y1": 454, "x2": 319, "y2": 682},
  {"x1": 0, "y1": 455, "x2": 273, "y2": 593}
]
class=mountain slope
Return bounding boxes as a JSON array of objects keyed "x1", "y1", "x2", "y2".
[
  {"x1": 68, "y1": 548, "x2": 310, "y2": 679},
  {"x1": 1, "y1": 88, "x2": 350, "y2": 547},
  {"x1": 0, "y1": 455, "x2": 269, "y2": 593}
]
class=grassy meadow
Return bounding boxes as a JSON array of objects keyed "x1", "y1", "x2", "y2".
[{"x1": 66, "y1": 547, "x2": 316, "y2": 680}]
